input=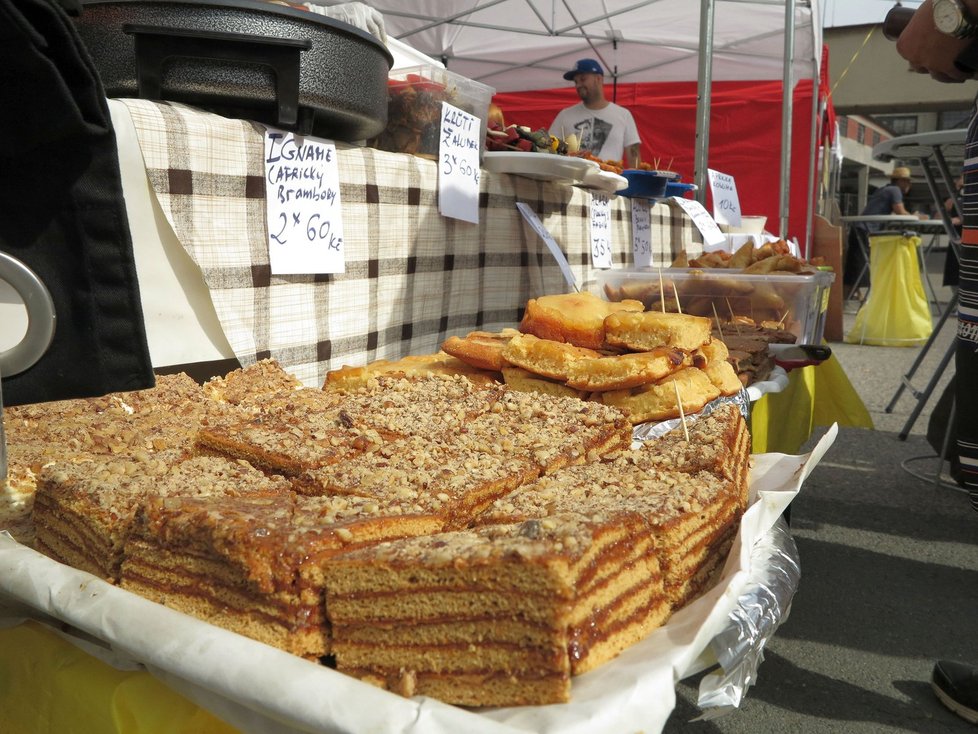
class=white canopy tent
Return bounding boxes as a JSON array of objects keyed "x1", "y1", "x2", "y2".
[
  {"x1": 352, "y1": 0, "x2": 824, "y2": 250},
  {"x1": 372, "y1": 0, "x2": 821, "y2": 93}
]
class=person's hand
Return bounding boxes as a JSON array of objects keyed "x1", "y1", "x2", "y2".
[{"x1": 896, "y1": 0, "x2": 974, "y2": 82}]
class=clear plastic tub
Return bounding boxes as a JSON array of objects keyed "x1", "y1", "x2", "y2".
[
  {"x1": 596, "y1": 267, "x2": 836, "y2": 344},
  {"x1": 369, "y1": 65, "x2": 494, "y2": 160}
]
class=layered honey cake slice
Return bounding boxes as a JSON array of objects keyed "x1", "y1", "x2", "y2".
[
  {"x1": 296, "y1": 433, "x2": 540, "y2": 529},
  {"x1": 482, "y1": 443, "x2": 746, "y2": 615},
  {"x1": 641, "y1": 403, "x2": 752, "y2": 509},
  {"x1": 202, "y1": 358, "x2": 302, "y2": 407},
  {"x1": 120, "y1": 492, "x2": 444, "y2": 659},
  {"x1": 32, "y1": 454, "x2": 291, "y2": 582},
  {"x1": 323, "y1": 514, "x2": 649, "y2": 706},
  {"x1": 459, "y1": 388, "x2": 632, "y2": 476},
  {"x1": 195, "y1": 387, "x2": 385, "y2": 477}
]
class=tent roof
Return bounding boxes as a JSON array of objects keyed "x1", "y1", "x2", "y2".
[{"x1": 368, "y1": 0, "x2": 821, "y2": 93}]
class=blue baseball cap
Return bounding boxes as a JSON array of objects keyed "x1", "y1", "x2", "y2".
[{"x1": 563, "y1": 58, "x2": 605, "y2": 80}]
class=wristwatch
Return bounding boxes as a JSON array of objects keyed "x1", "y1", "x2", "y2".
[{"x1": 933, "y1": 0, "x2": 978, "y2": 38}]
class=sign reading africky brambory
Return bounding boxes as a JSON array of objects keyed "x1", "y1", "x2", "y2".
[
  {"x1": 438, "y1": 102, "x2": 481, "y2": 224},
  {"x1": 264, "y1": 129, "x2": 345, "y2": 275}
]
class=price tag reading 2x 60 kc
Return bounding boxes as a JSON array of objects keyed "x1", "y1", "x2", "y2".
[{"x1": 264, "y1": 129, "x2": 346, "y2": 275}]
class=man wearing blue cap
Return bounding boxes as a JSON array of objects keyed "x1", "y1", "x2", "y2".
[{"x1": 549, "y1": 58, "x2": 642, "y2": 168}]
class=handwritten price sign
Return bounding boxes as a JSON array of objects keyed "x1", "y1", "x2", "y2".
[
  {"x1": 631, "y1": 199, "x2": 652, "y2": 268},
  {"x1": 589, "y1": 193, "x2": 613, "y2": 269},
  {"x1": 264, "y1": 129, "x2": 345, "y2": 275},
  {"x1": 438, "y1": 102, "x2": 481, "y2": 223},
  {"x1": 707, "y1": 168, "x2": 742, "y2": 227}
]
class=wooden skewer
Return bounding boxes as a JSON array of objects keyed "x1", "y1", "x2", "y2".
[
  {"x1": 672, "y1": 380, "x2": 690, "y2": 442},
  {"x1": 658, "y1": 268, "x2": 667, "y2": 313},
  {"x1": 725, "y1": 298, "x2": 742, "y2": 335},
  {"x1": 671, "y1": 282, "x2": 682, "y2": 314},
  {"x1": 711, "y1": 302, "x2": 724, "y2": 340},
  {"x1": 777, "y1": 310, "x2": 790, "y2": 327},
  {"x1": 666, "y1": 157, "x2": 674, "y2": 172}
]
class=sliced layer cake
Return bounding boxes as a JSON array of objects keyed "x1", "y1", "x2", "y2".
[{"x1": 322, "y1": 513, "x2": 656, "y2": 706}]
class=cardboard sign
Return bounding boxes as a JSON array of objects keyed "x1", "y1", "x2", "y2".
[
  {"x1": 264, "y1": 129, "x2": 345, "y2": 275},
  {"x1": 707, "y1": 168, "x2": 742, "y2": 226},
  {"x1": 516, "y1": 203, "x2": 578, "y2": 290},
  {"x1": 438, "y1": 102, "x2": 481, "y2": 223},
  {"x1": 589, "y1": 193, "x2": 613, "y2": 269},
  {"x1": 671, "y1": 197, "x2": 727, "y2": 248},
  {"x1": 631, "y1": 199, "x2": 652, "y2": 268}
]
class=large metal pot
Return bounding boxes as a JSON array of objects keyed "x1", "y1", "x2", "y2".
[{"x1": 74, "y1": 0, "x2": 393, "y2": 141}]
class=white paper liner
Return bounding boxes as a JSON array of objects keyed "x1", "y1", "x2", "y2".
[{"x1": 0, "y1": 425, "x2": 836, "y2": 734}]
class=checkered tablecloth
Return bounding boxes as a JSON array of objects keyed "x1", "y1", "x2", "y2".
[{"x1": 120, "y1": 99, "x2": 703, "y2": 387}]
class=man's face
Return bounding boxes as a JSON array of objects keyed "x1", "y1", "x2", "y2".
[{"x1": 573, "y1": 72, "x2": 603, "y2": 103}]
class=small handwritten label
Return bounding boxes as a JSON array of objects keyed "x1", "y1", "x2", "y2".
[
  {"x1": 631, "y1": 199, "x2": 652, "y2": 268},
  {"x1": 264, "y1": 129, "x2": 345, "y2": 275},
  {"x1": 589, "y1": 193, "x2": 613, "y2": 269},
  {"x1": 516, "y1": 203, "x2": 578, "y2": 291},
  {"x1": 438, "y1": 102, "x2": 481, "y2": 223},
  {"x1": 707, "y1": 168, "x2": 742, "y2": 226},
  {"x1": 671, "y1": 197, "x2": 727, "y2": 248}
]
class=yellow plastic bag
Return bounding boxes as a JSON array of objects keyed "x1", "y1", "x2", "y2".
[
  {"x1": 0, "y1": 621, "x2": 239, "y2": 734},
  {"x1": 845, "y1": 234, "x2": 932, "y2": 346}
]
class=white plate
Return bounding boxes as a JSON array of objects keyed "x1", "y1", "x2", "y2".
[
  {"x1": 483, "y1": 151, "x2": 597, "y2": 183},
  {"x1": 579, "y1": 166, "x2": 629, "y2": 193}
]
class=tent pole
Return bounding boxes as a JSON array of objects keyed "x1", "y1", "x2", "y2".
[
  {"x1": 779, "y1": 0, "x2": 796, "y2": 240},
  {"x1": 693, "y1": 0, "x2": 716, "y2": 206},
  {"x1": 803, "y1": 90, "x2": 821, "y2": 260}
]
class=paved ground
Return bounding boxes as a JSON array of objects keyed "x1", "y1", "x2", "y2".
[{"x1": 663, "y1": 264, "x2": 978, "y2": 732}]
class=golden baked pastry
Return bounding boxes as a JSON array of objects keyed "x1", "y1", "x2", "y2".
[
  {"x1": 703, "y1": 359, "x2": 744, "y2": 397},
  {"x1": 519, "y1": 291, "x2": 643, "y2": 350},
  {"x1": 440, "y1": 329, "x2": 520, "y2": 371},
  {"x1": 501, "y1": 366, "x2": 588, "y2": 400},
  {"x1": 604, "y1": 311, "x2": 713, "y2": 352},
  {"x1": 323, "y1": 352, "x2": 499, "y2": 391},
  {"x1": 597, "y1": 367, "x2": 721, "y2": 424},
  {"x1": 501, "y1": 333, "x2": 604, "y2": 381},
  {"x1": 564, "y1": 347, "x2": 690, "y2": 392}
]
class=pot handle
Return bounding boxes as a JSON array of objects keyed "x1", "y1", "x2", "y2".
[
  {"x1": 0, "y1": 251, "x2": 56, "y2": 379},
  {"x1": 123, "y1": 24, "x2": 312, "y2": 128}
]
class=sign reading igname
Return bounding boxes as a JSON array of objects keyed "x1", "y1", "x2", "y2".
[
  {"x1": 264, "y1": 129, "x2": 345, "y2": 275},
  {"x1": 438, "y1": 102, "x2": 481, "y2": 223}
]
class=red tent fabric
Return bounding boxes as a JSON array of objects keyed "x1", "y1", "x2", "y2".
[{"x1": 494, "y1": 78, "x2": 821, "y2": 246}]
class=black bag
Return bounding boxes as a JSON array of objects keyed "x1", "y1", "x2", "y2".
[{"x1": 0, "y1": 0, "x2": 154, "y2": 406}]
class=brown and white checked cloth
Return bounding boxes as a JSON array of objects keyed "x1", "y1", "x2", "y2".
[{"x1": 119, "y1": 99, "x2": 703, "y2": 387}]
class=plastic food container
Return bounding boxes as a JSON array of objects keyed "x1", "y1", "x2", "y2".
[
  {"x1": 596, "y1": 267, "x2": 836, "y2": 344},
  {"x1": 369, "y1": 65, "x2": 494, "y2": 159}
]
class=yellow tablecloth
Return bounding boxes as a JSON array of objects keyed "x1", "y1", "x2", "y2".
[
  {"x1": 0, "y1": 621, "x2": 237, "y2": 734},
  {"x1": 751, "y1": 355, "x2": 873, "y2": 454}
]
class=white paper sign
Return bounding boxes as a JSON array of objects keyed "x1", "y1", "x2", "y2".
[
  {"x1": 707, "y1": 168, "x2": 742, "y2": 226},
  {"x1": 589, "y1": 193, "x2": 613, "y2": 269},
  {"x1": 515, "y1": 203, "x2": 578, "y2": 291},
  {"x1": 264, "y1": 129, "x2": 345, "y2": 275},
  {"x1": 437, "y1": 102, "x2": 481, "y2": 224},
  {"x1": 631, "y1": 199, "x2": 653, "y2": 268},
  {"x1": 671, "y1": 196, "x2": 727, "y2": 248}
]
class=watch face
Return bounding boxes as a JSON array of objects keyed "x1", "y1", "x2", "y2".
[{"x1": 934, "y1": 0, "x2": 963, "y2": 33}]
